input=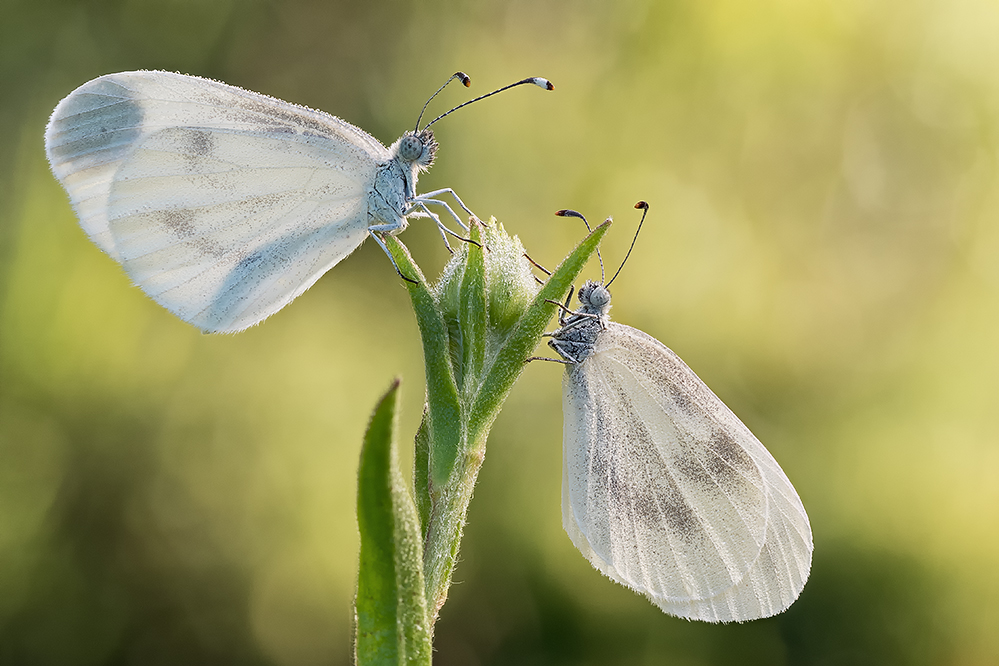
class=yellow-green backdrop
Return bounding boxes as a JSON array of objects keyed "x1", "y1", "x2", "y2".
[{"x1": 2, "y1": 1, "x2": 997, "y2": 664}]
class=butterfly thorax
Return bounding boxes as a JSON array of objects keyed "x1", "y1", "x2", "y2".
[
  {"x1": 369, "y1": 129, "x2": 438, "y2": 234},
  {"x1": 549, "y1": 280, "x2": 612, "y2": 365}
]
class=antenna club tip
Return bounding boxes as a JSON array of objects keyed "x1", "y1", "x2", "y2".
[
  {"x1": 456, "y1": 72, "x2": 471, "y2": 87},
  {"x1": 532, "y1": 77, "x2": 555, "y2": 90},
  {"x1": 555, "y1": 208, "x2": 587, "y2": 221},
  {"x1": 635, "y1": 201, "x2": 649, "y2": 210}
]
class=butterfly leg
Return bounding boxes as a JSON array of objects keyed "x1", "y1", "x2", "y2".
[
  {"x1": 409, "y1": 194, "x2": 470, "y2": 232},
  {"x1": 546, "y1": 295, "x2": 601, "y2": 329},
  {"x1": 369, "y1": 230, "x2": 419, "y2": 284},
  {"x1": 409, "y1": 198, "x2": 465, "y2": 230},
  {"x1": 410, "y1": 201, "x2": 481, "y2": 253},
  {"x1": 558, "y1": 287, "x2": 575, "y2": 325},
  {"x1": 418, "y1": 188, "x2": 476, "y2": 227},
  {"x1": 523, "y1": 253, "x2": 551, "y2": 285},
  {"x1": 525, "y1": 253, "x2": 552, "y2": 274},
  {"x1": 524, "y1": 355, "x2": 573, "y2": 365},
  {"x1": 546, "y1": 312, "x2": 602, "y2": 344},
  {"x1": 409, "y1": 202, "x2": 456, "y2": 253},
  {"x1": 414, "y1": 198, "x2": 483, "y2": 241}
]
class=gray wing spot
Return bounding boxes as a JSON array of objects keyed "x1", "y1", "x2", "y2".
[
  {"x1": 161, "y1": 209, "x2": 197, "y2": 238},
  {"x1": 669, "y1": 383, "x2": 696, "y2": 415},
  {"x1": 187, "y1": 129, "x2": 213, "y2": 157},
  {"x1": 216, "y1": 91, "x2": 371, "y2": 147},
  {"x1": 653, "y1": 475, "x2": 700, "y2": 539},
  {"x1": 173, "y1": 128, "x2": 215, "y2": 173},
  {"x1": 607, "y1": 327, "x2": 763, "y2": 495},
  {"x1": 667, "y1": 432, "x2": 756, "y2": 497},
  {"x1": 47, "y1": 80, "x2": 144, "y2": 169},
  {"x1": 158, "y1": 210, "x2": 225, "y2": 258},
  {"x1": 706, "y1": 430, "x2": 757, "y2": 484},
  {"x1": 230, "y1": 98, "x2": 333, "y2": 136},
  {"x1": 670, "y1": 444, "x2": 716, "y2": 489},
  {"x1": 589, "y1": 379, "x2": 703, "y2": 542}
]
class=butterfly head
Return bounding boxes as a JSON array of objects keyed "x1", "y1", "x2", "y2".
[
  {"x1": 577, "y1": 280, "x2": 612, "y2": 316},
  {"x1": 395, "y1": 129, "x2": 437, "y2": 171}
]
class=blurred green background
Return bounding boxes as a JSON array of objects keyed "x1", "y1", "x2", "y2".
[{"x1": 2, "y1": 0, "x2": 997, "y2": 663}]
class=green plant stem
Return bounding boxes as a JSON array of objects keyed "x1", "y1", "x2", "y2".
[{"x1": 381, "y1": 220, "x2": 610, "y2": 625}]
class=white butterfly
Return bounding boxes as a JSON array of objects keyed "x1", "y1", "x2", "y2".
[
  {"x1": 543, "y1": 204, "x2": 812, "y2": 622},
  {"x1": 44, "y1": 70, "x2": 552, "y2": 333}
]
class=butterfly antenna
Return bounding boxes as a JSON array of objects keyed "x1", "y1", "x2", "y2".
[
  {"x1": 422, "y1": 77, "x2": 554, "y2": 130},
  {"x1": 556, "y1": 208, "x2": 604, "y2": 283},
  {"x1": 606, "y1": 201, "x2": 649, "y2": 288},
  {"x1": 415, "y1": 72, "x2": 472, "y2": 132}
]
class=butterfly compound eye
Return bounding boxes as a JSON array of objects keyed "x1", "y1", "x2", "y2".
[
  {"x1": 589, "y1": 285, "x2": 611, "y2": 308},
  {"x1": 576, "y1": 281, "x2": 610, "y2": 312},
  {"x1": 398, "y1": 134, "x2": 425, "y2": 162}
]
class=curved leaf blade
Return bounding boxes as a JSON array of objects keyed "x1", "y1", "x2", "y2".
[{"x1": 355, "y1": 379, "x2": 432, "y2": 666}]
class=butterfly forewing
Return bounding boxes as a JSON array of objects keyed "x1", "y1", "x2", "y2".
[
  {"x1": 562, "y1": 322, "x2": 812, "y2": 622},
  {"x1": 45, "y1": 71, "x2": 392, "y2": 332},
  {"x1": 563, "y1": 323, "x2": 768, "y2": 598}
]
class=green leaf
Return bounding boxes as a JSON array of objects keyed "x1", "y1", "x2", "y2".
[{"x1": 355, "y1": 379, "x2": 432, "y2": 666}]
